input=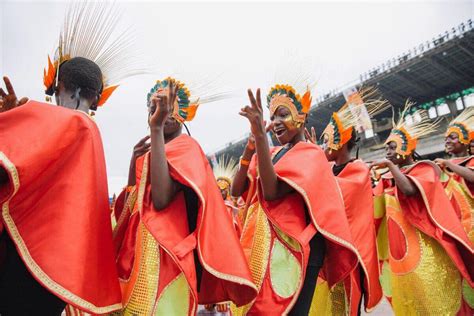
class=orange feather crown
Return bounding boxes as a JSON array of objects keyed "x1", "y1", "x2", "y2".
[
  {"x1": 321, "y1": 87, "x2": 390, "y2": 151},
  {"x1": 385, "y1": 101, "x2": 440, "y2": 157},
  {"x1": 147, "y1": 78, "x2": 199, "y2": 123},
  {"x1": 267, "y1": 84, "x2": 312, "y2": 125},
  {"x1": 445, "y1": 107, "x2": 474, "y2": 145}
]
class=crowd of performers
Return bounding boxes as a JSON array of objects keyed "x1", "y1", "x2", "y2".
[{"x1": 0, "y1": 3, "x2": 473, "y2": 316}]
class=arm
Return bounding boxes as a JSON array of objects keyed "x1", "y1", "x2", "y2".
[
  {"x1": 239, "y1": 89, "x2": 293, "y2": 201},
  {"x1": 436, "y1": 159, "x2": 474, "y2": 183},
  {"x1": 149, "y1": 82, "x2": 181, "y2": 210},
  {"x1": 388, "y1": 162, "x2": 418, "y2": 196},
  {"x1": 370, "y1": 159, "x2": 417, "y2": 196},
  {"x1": 231, "y1": 138, "x2": 255, "y2": 197}
]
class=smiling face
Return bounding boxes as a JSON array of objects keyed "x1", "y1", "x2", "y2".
[
  {"x1": 270, "y1": 105, "x2": 303, "y2": 145},
  {"x1": 445, "y1": 132, "x2": 468, "y2": 156}
]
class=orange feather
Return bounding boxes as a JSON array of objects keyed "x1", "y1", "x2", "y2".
[
  {"x1": 43, "y1": 55, "x2": 57, "y2": 90},
  {"x1": 97, "y1": 85, "x2": 119, "y2": 107},
  {"x1": 185, "y1": 104, "x2": 200, "y2": 121},
  {"x1": 301, "y1": 91, "x2": 312, "y2": 114}
]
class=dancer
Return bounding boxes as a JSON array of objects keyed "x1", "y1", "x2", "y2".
[
  {"x1": 112, "y1": 78, "x2": 257, "y2": 315},
  {"x1": 371, "y1": 103, "x2": 474, "y2": 315},
  {"x1": 231, "y1": 82, "x2": 359, "y2": 315}
]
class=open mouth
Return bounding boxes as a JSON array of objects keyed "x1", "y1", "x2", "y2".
[{"x1": 274, "y1": 128, "x2": 286, "y2": 137}]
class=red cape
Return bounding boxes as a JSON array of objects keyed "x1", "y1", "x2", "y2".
[
  {"x1": 0, "y1": 101, "x2": 121, "y2": 313},
  {"x1": 254, "y1": 142, "x2": 359, "y2": 286},
  {"x1": 336, "y1": 160, "x2": 383, "y2": 312},
  {"x1": 395, "y1": 161, "x2": 474, "y2": 285},
  {"x1": 116, "y1": 134, "x2": 257, "y2": 309}
]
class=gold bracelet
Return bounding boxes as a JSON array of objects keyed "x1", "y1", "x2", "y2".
[{"x1": 240, "y1": 157, "x2": 250, "y2": 166}]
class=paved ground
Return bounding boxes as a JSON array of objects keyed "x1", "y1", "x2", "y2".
[
  {"x1": 362, "y1": 298, "x2": 393, "y2": 315},
  {"x1": 196, "y1": 298, "x2": 394, "y2": 315}
]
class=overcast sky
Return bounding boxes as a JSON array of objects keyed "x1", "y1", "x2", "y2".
[{"x1": 1, "y1": 0, "x2": 473, "y2": 194}]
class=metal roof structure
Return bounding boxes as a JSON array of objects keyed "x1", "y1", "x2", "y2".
[{"x1": 212, "y1": 19, "x2": 474, "y2": 161}]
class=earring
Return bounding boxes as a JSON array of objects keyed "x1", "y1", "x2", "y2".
[{"x1": 396, "y1": 154, "x2": 401, "y2": 159}]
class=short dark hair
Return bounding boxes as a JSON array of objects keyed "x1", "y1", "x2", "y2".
[{"x1": 57, "y1": 57, "x2": 103, "y2": 109}]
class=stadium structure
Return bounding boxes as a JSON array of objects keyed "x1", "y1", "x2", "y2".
[{"x1": 210, "y1": 19, "x2": 474, "y2": 162}]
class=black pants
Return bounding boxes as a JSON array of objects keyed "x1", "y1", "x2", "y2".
[
  {"x1": 184, "y1": 186, "x2": 203, "y2": 292},
  {"x1": 0, "y1": 232, "x2": 66, "y2": 316},
  {"x1": 288, "y1": 232, "x2": 326, "y2": 315}
]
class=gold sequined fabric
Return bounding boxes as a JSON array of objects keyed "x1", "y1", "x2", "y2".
[
  {"x1": 309, "y1": 280, "x2": 347, "y2": 316},
  {"x1": 391, "y1": 230, "x2": 462, "y2": 315},
  {"x1": 113, "y1": 223, "x2": 161, "y2": 315},
  {"x1": 247, "y1": 205, "x2": 272, "y2": 289},
  {"x1": 231, "y1": 204, "x2": 271, "y2": 315}
]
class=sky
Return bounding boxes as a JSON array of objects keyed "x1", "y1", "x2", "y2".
[{"x1": 1, "y1": 0, "x2": 473, "y2": 194}]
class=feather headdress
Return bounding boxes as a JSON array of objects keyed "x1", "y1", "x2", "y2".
[
  {"x1": 146, "y1": 75, "x2": 232, "y2": 123},
  {"x1": 445, "y1": 107, "x2": 474, "y2": 144},
  {"x1": 267, "y1": 56, "x2": 317, "y2": 126},
  {"x1": 321, "y1": 86, "x2": 391, "y2": 151},
  {"x1": 386, "y1": 100, "x2": 440, "y2": 157},
  {"x1": 43, "y1": 2, "x2": 147, "y2": 108},
  {"x1": 213, "y1": 156, "x2": 239, "y2": 192}
]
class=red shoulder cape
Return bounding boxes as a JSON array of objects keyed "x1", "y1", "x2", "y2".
[
  {"x1": 397, "y1": 161, "x2": 474, "y2": 286},
  {"x1": 253, "y1": 142, "x2": 359, "y2": 286},
  {"x1": 140, "y1": 134, "x2": 257, "y2": 306},
  {"x1": 0, "y1": 101, "x2": 121, "y2": 313},
  {"x1": 336, "y1": 160, "x2": 383, "y2": 311}
]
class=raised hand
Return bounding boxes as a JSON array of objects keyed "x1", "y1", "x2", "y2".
[
  {"x1": 149, "y1": 80, "x2": 177, "y2": 129},
  {"x1": 239, "y1": 89, "x2": 266, "y2": 137},
  {"x1": 128, "y1": 135, "x2": 151, "y2": 186},
  {"x1": 132, "y1": 135, "x2": 151, "y2": 159},
  {"x1": 305, "y1": 127, "x2": 317, "y2": 144},
  {"x1": 0, "y1": 76, "x2": 29, "y2": 113}
]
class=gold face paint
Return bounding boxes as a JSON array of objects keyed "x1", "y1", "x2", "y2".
[
  {"x1": 281, "y1": 109, "x2": 302, "y2": 130},
  {"x1": 269, "y1": 96, "x2": 306, "y2": 126}
]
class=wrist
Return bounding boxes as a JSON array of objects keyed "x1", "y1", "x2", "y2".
[
  {"x1": 386, "y1": 160, "x2": 396, "y2": 169},
  {"x1": 150, "y1": 126, "x2": 164, "y2": 134},
  {"x1": 254, "y1": 132, "x2": 267, "y2": 142}
]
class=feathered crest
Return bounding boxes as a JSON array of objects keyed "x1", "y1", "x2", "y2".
[
  {"x1": 213, "y1": 156, "x2": 239, "y2": 191},
  {"x1": 386, "y1": 100, "x2": 441, "y2": 156},
  {"x1": 445, "y1": 106, "x2": 474, "y2": 144},
  {"x1": 321, "y1": 86, "x2": 391, "y2": 151},
  {"x1": 43, "y1": 1, "x2": 148, "y2": 107},
  {"x1": 147, "y1": 75, "x2": 233, "y2": 123},
  {"x1": 267, "y1": 53, "x2": 317, "y2": 122}
]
